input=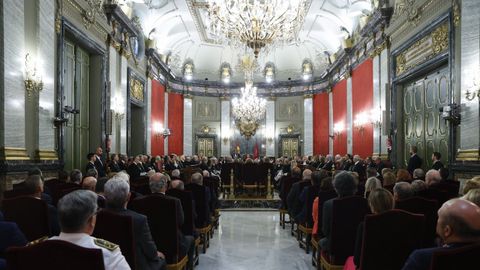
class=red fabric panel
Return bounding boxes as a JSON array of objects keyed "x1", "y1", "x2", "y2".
[
  {"x1": 352, "y1": 59, "x2": 373, "y2": 158},
  {"x1": 313, "y1": 92, "x2": 329, "y2": 155},
  {"x1": 333, "y1": 80, "x2": 347, "y2": 155},
  {"x1": 150, "y1": 80, "x2": 165, "y2": 156},
  {"x1": 167, "y1": 93, "x2": 184, "y2": 155}
]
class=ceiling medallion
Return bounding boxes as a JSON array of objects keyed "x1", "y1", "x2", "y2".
[{"x1": 207, "y1": 0, "x2": 309, "y2": 58}]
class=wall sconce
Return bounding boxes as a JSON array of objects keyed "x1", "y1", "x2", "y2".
[
  {"x1": 302, "y1": 60, "x2": 313, "y2": 81},
  {"x1": 222, "y1": 128, "x2": 232, "y2": 145},
  {"x1": 153, "y1": 122, "x2": 171, "y2": 139},
  {"x1": 465, "y1": 79, "x2": 480, "y2": 101},
  {"x1": 354, "y1": 112, "x2": 370, "y2": 134},
  {"x1": 333, "y1": 122, "x2": 345, "y2": 138},
  {"x1": 24, "y1": 53, "x2": 43, "y2": 97},
  {"x1": 112, "y1": 96, "x2": 125, "y2": 120},
  {"x1": 267, "y1": 136, "x2": 274, "y2": 144},
  {"x1": 369, "y1": 108, "x2": 382, "y2": 128}
]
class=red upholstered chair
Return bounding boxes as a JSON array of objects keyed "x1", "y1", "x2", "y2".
[
  {"x1": 429, "y1": 243, "x2": 480, "y2": 270},
  {"x1": 321, "y1": 196, "x2": 370, "y2": 270},
  {"x1": 311, "y1": 189, "x2": 337, "y2": 266},
  {"x1": 6, "y1": 239, "x2": 105, "y2": 270},
  {"x1": 129, "y1": 195, "x2": 188, "y2": 269},
  {"x1": 92, "y1": 209, "x2": 136, "y2": 269},
  {"x1": 358, "y1": 210, "x2": 425, "y2": 270},
  {"x1": 395, "y1": 196, "x2": 439, "y2": 247},
  {"x1": 2, "y1": 196, "x2": 50, "y2": 241}
]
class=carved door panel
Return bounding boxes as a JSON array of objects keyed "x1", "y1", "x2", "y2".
[
  {"x1": 403, "y1": 68, "x2": 449, "y2": 168},
  {"x1": 197, "y1": 137, "x2": 215, "y2": 157},
  {"x1": 281, "y1": 138, "x2": 299, "y2": 157}
]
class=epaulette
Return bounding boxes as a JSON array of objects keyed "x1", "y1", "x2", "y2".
[
  {"x1": 94, "y1": 238, "x2": 119, "y2": 252},
  {"x1": 27, "y1": 236, "x2": 48, "y2": 246}
]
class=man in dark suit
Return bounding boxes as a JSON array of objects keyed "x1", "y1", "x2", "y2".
[
  {"x1": 104, "y1": 176, "x2": 166, "y2": 270},
  {"x1": 86, "y1": 153, "x2": 96, "y2": 174},
  {"x1": 350, "y1": 155, "x2": 366, "y2": 181},
  {"x1": 402, "y1": 199, "x2": 480, "y2": 270},
  {"x1": 431, "y1": 151, "x2": 444, "y2": 170},
  {"x1": 94, "y1": 147, "x2": 106, "y2": 177},
  {"x1": 322, "y1": 155, "x2": 335, "y2": 171},
  {"x1": 185, "y1": 173, "x2": 211, "y2": 229},
  {"x1": 320, "y1": 171, "x2": 358, "y2": 252},
  {"x1": 127, "y1": 155, "x2": 146, "y2": 180},
  {"x1": 407, "y1": 146, "x2": 423, "y2": 175},
  {"x1": 150, "y1": 173, "x2": 194, "y2": 270},
  {"x1": 287, "y1": 169, "x2": 312, "y2": 219},
  {"x1": 24, "y1": 175, "x2": 60, "y2": 236}
]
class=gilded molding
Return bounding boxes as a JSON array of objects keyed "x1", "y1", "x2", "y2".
[
  {"x1": 35, "y1": 150, "x2": 59, "y2": 161},
  {"x1": 0, "y1": 147, "x2": 30, "y2": 161},
  {"x1": 452, "y1": 0, "x2": 460, "y2": 27},
  {"x1": 396, "y1": 22, "x2": 449, "y2": 76},
  {"x1": 303, "y1": 94, "x2": 313, "y2": 99},
  {"x1": 130, "y1": 77, "x2": 144, "y2": 102},
  {"x1": 456, "y1": 149, "x2": 480, "y2": 161},
  {"x1": 82, "y1": 0, "x2": 104, "y2": 30}
]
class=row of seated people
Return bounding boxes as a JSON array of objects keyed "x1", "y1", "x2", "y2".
[
  {"x1": 1, "y1": 168, "x2": 220, "y2": 270},
  {"x1": 279, "y1": 163, "x2": 479, "y2": 270}
]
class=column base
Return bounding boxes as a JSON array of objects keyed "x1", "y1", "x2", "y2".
[
  {"x1": 35, "y1": 149, "x2": 59, "y2": 160},
  {"x1": 456, "y1": 149, "x2": 480, "y2": 161},
  {"x1": 0, "y1": 147, "x2": 30, "y2": 161}
]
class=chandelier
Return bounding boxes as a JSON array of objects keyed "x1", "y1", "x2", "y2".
[
  {"x1": 231, "y1": 56, "x2": 267, "y2": 138},
  {"x1": 207, "y1": 0, "x2": 309, "y2": 58}
]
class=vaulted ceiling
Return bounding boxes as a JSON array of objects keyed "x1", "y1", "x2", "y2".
[{"x1": 120, "y1": 0, "x2": 374, "y2": 83}]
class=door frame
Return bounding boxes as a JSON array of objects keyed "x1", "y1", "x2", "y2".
[
  {"x1": 57, "y1": 18, "x2": 108, "y2": 166},
  {"x1": 127, "y1": 68, "x2": 146, "y2": 156},
  {"x1": 390, "y1": 11, "x2": 455, "y2": 169}
]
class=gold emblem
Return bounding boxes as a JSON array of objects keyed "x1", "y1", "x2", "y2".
[{"x1": 94, "y1": 238, "x2": 119, "y2": 252}]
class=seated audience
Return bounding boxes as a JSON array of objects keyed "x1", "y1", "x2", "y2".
[
  {"x1": 397, "y1": 169, "x2": 413, "y2": 183},
  {"x1": 462, "y1": 189, "x2": 480, "y2": 207},
  {"x1": 413, "y1": 169, "x2": 425, "y2": 181},
  {"x1": 51, "y1": 190, "x2": 130, "y2": 270},
  {"x1": 297, "y1": 170, "x2": 327, "y2": 224},
  {"x1": 383, "y1": 171, "x2": 397, "y2": 192},
  {"x1": 104, "y1": 176, "x2": 166, "y2": 270},
  {"x1": 171, "y1": 169, "x2": 181, "y2": 180},
  {"x1": 186, "y1": 173, "x2": 212, "y2": 228},
  {"x1": 425, "y1": 169, "x2": 442, "y2": 187},
  {"x1": 351, "y1": 155, "x2": 366, "y2": 181},
  {"x1": 393, "y1": 182, "x2": 414, "y2": 202},
  {"x1": 86, "y1": 153, "x2": 96, "y2": 173},
  {"x1": 354, "y1": 188, "x2": 394, "y2": 266},
  {"x1": 364, "y1": 177, "x2": 382, "y2": 198},
  {"x1": 402, "y1": 199, "x2": 480, "y2": 270},
  {"x1": 82, "y1": 176, "x2": 97, "y2": 192},
  {"x1": 150, "y1": 173, "x2": 194, "y2": 270},
  {"x1": 0, "y1": 221, "x2": 27, "y2": 270},
  {"x1": 366, "y1": 168, "x2": 378, "y2": 179},
  {"x1": 312, "y1": 176, "x2": 334, "y2": 237},
  {"x1": 24, "y1": 175, "x2": 60, "y2": 236},
  {"x1": 411, "y1": 180, "x2": 428, "y2": 195},
  {"x1": 108, "y1": 154, "x2": 122, "y2": 173},
  {"x1": 381, "y1": 168, "x2": 394, "y2": 179},
  {"x1": 287, "y1": 169, "x2": 312, "y2": 219},
  {"x1": 320, "y1": 172, "x2": 358, "y2": 252},
  {"x1": 70, "y1": 169, "x2": 83, "y2": 185},
  {"x1": 86, "y1": 168, "x2": 99, "y2": 180},
  {"x1": 127, "y1": 155, "x2": 146, "y2": 180}
]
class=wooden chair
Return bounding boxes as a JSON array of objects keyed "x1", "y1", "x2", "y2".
[
  {"x1": 298, "y1": 185, "x2": 321, "y2": 254},
  {"x1": 429, "y1": 243, "x2": 480, "y2": 270},
  {"x1": 395, "y1": 196, "x2": 439, "y2": 247},
  {"x1": 320, "y1": 196, "x2": 370, "y2": 270},
  {"x1": 358, "y1": 210, "x2": 425, "y2": 270},
  {"x1": 2, "y1": 196, "x2": 50, "y2": 241},
  {"x1": 6, "y1": 240, "x2": 105, "y2": 270},
  {"x1": 279, "y1": 208, "x2": 290, "y2": 229},
  {"x1": 92, "y1": 209, "x2": 136, "y2": 269},
  {"x1": 129, "y1": 195, "x2": 188, "y2": 270},
  {"x1": 196, "y1": 224, "x2": 212, "y2": 254},
  {"x1": 311, "y1": 235, "x2": 320, "y2": 269}
]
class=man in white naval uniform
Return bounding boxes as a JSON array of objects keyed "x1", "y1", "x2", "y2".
[{"x1": 50, "y1": 189, "x2": 130, "y2": 270}]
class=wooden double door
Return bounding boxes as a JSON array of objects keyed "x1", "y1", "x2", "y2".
[
  {"x1": 402, "y1": 67, "x2": 449, "y2": 169},
  {"x1": 196, "y1": 136, "x2": 216, "y2": 157}
]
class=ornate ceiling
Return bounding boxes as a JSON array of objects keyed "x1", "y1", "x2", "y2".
[{"x1": 120, "y1": 0, "x2": 374, "y2": 83}]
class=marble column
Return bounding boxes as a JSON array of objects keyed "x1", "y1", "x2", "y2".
[
  {"x1": 346, "y1": 77, "x2": 353, "y2": 154},
  {"x1": 265, "y1": 100, "x2": 275, "y2": 157},
  {"x1": 0, "y1": 0, "x2": 29, "y2": 160},
  {"x1": 164, "y1": 92, "x2": 169, "y2": 156},
  {"x1": 108, "y1": 47, "x2": 118, "y2": 154},
  {"x1": 36, "y1": 0, "x2": 56, "y2": 160},
  {"x1": 303, "y1": 96, "x2": 313, "y2": 156},
  {"x1": 458, "y1": 0, "x2": 480, "y2": 160},
  {"x1": 379, "y1": 48, "x2": 389, "y2": 157},
  {"x1": 328, "y1": 92, "x2": 334, "y2": 155},
  {"x1": 372, "y1": 54, "x2": 381, "y2": 156},
  {"x1": 119, "y1": 55, "x2": 127, "y2": 155},
  {"x1": 183, "y1": 97, "x2": 193, "y2": 156},
  {"x1": 146, "y1": 79, "x2": 152, "y2": 155},
  {"x1": 220, "y1": 100, "x2": 231, "y2": 157}
]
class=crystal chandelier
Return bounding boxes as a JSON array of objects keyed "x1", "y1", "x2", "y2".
[
  {"x1": 231, "y1": 56, "x2": 267, "y2": 138},
  {"x1": 207, "y1": 0, "x2": 309, "y2": 58}
]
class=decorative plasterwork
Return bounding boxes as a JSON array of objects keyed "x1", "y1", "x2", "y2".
[
  {"x1": 83, "y1": 0, "x2": 105, "y2": 29},
  {"x1": 395, "y1": 22, "x2": 449, "y2": 76}
]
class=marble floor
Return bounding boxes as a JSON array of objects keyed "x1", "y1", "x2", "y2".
[{"x1": 196, "y1": 211, "x2": 313, "y2": 270}]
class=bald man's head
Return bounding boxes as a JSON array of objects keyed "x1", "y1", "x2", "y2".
[
  {"x1": 170, "y1": 180, "x2": 184, "y2": 190},
  {"x1": 436, "y1": 199, "x2": 480, "y2": 244},
  {"x1": 82, "y1": 176, "x2": 97, "y2": 192}
]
